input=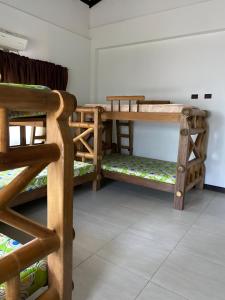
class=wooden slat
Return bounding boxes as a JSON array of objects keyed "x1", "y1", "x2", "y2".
[
  {"x1": 103, "y1": 171, "x2": 174, "y2": 193},
  {"x1": 0, "y1": 236, "x2": 59, "y2": 284},
  {"x1": 101, "y1": 112, "x2": 181, "y2": 123},
  {"x1": 69, "y1": 122, "x2": 94, "y2": 129},
  {"x1": 0, "y1": 144, "x2": 59, "y2": 171},
  {"x1": 0, "y1": 163, "x2": 47, "y2": 208},
  {"x1": 0, "y1": 86, "x2": 59, "y2": 112},
  {"x1": 106, "y1": 96, "x2": 145, "y2": 101},
  {"x1": 0, "y1": 209, "x2": 56, "y2": 239},
  {"x1": 73, "y1": 127, "x2": 94, "y2": 143}
]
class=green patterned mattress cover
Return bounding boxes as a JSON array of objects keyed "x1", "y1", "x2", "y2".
[
  {"x1": 0, "y1": 83, "x2": 50, "y2": 91},
  {"x1": 0, "y1": 83, "x2": 49, "y2": 119},
  {"x1": 102, "y1": 154, "x2": 177, "y2": 185},
  {"x1": 0, "y1": 233, "x2": 47, "y2": 299},
  {"x1": 0, "y1": 161, "x2": 95, "y2": 192}
]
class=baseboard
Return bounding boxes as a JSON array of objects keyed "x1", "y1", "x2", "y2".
[{"x1": 204, "y1": 184, "x2": 225, "y2": 194}]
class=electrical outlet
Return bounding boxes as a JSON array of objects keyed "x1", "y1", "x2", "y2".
[
  {"x1": 191, "y1": 94, "x2": 198, "y2": 100},
  {"x1": 204, "y1": 94, "x2": 212, "y2": 99}
]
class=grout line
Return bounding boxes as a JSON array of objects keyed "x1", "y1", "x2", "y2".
[{"x1": 134, "y1": 196, "x2": 213, "y2": 299}]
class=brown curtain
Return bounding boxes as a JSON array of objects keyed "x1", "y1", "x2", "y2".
[{"x1": 0, "y1": 50, "x2": 68, "y2": 90}]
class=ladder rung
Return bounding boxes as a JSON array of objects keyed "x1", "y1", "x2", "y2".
[
  {"x1": 121, "y1": 145, "x2": 130, "y2": 149},
  {"x1": 120, "y1": 134, "x2": 129, "y2": 138},
  {"x1": 118, "y1": 122, "x2": 129, "y2": 126},
  {"x1": 35, "y1": 135, "x2": 46, "y2": 140}
]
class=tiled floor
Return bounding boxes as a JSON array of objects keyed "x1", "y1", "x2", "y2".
[{"x1": 3, "y1": 180, "x2": 225, "y2": 300}]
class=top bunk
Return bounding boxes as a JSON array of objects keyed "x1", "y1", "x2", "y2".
[{"x1": 86, "y1": 96, "x2": 207, "y2": 123}]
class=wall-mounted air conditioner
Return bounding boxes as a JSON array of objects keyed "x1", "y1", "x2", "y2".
[{"x1": 0, "y1": 29, "x2": 28, "y2": 51}]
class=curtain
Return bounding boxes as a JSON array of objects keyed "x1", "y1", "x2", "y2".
[{"x1": 0, "y1": 50, "x2": 68, "y2": 90}]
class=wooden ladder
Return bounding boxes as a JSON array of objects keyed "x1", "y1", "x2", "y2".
[{"x1": 116, "y1": 120, "x2": 133, "y2": 155}]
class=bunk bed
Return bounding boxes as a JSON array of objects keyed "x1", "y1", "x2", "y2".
[
  {"x1": 0, "y1": 84, "x2": 75, "y2": 299},
  {"x1": 0, "y1": 84, "x2": 102, "y2": 206},
  {"x1": 87, "y1": 96, "x2": 208, "y2": 210}
]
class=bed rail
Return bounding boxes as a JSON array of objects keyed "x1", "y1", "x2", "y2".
[
  {"x1": 0, "y1": 86, "x2": 76, "y2": 299},
  {"x1": 69, "y1": 106, "x2": 103, "y2": 190}
]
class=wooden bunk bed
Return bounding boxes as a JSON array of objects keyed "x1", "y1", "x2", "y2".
[
  {"x1": 87, "y1": 96, "x2": 208, "y2": 210},
  {"x1": 0, "y1": 85, "x2": 75, "y2": 299},
  {"x1": 0, "y1": 84, "x2": 102, "y2": 207}
]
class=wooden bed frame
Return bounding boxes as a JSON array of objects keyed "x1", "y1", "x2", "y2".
[
  {"x1": 100, "y1": 96, "x2": 208, "y2": 210},
  {"x1": 7, "y1": 106, "x2": 103, "y2": 207},
  {"x1": 0, "y1": 86, "x2": 76, "y2": 299}
]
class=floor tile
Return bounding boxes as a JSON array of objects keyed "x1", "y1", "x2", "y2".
[
  {"x1": 73, "y1": 242, "x2": 93, "y2": 268},
  {"x1": 193, "y1": 213, "x2": 225, "y2": 236},
  {"x1": 136, "y1": 283, "x2": 187, "y2": 300},
  {"x1": 202, "y1": 195, "x2": 225, "y2": 219},
  {"x1": 129, "y1": 215, "x2": 189, "y2": 251},
  {"x1": 153, "y1": 247, "x2": 225, "y2": 300},
  {"x1": 97, "y1": 231, "x2": 170, "y2": 279},
  {"x1": 73, "y1": 255, "x2": 148, "y2": 300},
  {"x1": 178, "y1": 226, "x2": 225, "y2": 267},
  {"x1": 75, "y1": 210, "x2": 123, "y2": 253}
]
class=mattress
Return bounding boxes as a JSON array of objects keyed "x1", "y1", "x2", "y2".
[
  {"x1": 0, "y1": 233, "x2": 47, "y2": 299},
  {"x1": 0, "y1": 161, "x2": 95, "y2": 192},
  {"x1": 85, "y1": 103, "x2": 194, "y2": 113},
  {"x1": 102, "y1": 154, "x2": 177, "y2": 185}
]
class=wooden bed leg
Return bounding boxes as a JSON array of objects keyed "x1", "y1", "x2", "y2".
[
  {"x1": 174, "y1": 116, "x2": 190, "y2": 210},
  {"x1": 174, "y1": 191, "x2": 185, "y2": 211},
  {"x1": 93, "y1": 107, "x2": 102, "y2": 191},
  {"x1": 47, "y1": 91, "x2": 75, "y2": 300}
]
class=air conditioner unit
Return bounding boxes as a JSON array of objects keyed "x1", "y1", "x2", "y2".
[{"x1": 0, "y1": 29, "x2": 28, "y2": 51}]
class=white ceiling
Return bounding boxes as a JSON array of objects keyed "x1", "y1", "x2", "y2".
[{"x1": 90, "y1": 0, "x2": 212, "y2": 28}]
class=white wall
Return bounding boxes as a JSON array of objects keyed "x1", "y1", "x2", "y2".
[
  {"x1": 0, "y1": 1, "x2": 90, "y2": 102},
  {"x1": 90, "y1": 0, "x2": 225, "y2": 188},
  {"x1": 0, "y1": 1, "x2": 90, "y2": 145},
  {"x1": 1, "y1": 0, "x2": 89, "y2": 38}
]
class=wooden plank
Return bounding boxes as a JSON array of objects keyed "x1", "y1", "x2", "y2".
[
  {"x1": 102, "y1": 171, "x2": 175, "y2": 193},
  {"x1": 101, "y1": 112, "x2": 181, "y2": 123},
  {"x1": 106, "y1": 96, "x2": 145, "y2": 101}
]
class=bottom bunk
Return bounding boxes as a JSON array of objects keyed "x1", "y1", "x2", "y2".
[
  {"x1": 0, "y1": 161, "x2": 96, "y2": 207},
  {"x1": 102, "y1": 154, "x2": 176, "y2": 193},
  {"x1": 0, "y1": 233, "x2": 47, "y2": 299}
]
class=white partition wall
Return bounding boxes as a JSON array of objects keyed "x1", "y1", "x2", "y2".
[{"x1": 90, "y1": 0, "x2": 225, "y2": 188}]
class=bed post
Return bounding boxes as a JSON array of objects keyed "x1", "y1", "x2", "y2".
[
  {"x1": 93, "y1": 106, "x2": 103, "y2": 191},
  {"x1": 47, "y1": 91, "x2": 76, "y2": 300},
  {"x1": 174, "y1": 113, "x2": 190, "y2": 210},
  {"x1": 0, "y1": 108, "x2": 9, "y2": 153}
]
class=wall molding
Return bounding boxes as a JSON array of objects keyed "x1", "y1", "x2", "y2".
[
  {"x1": 0, "y1": 1, "x2": 90, "y2": 40},
  {"x1": 204, "y1": 185, "x2": 225, "y2": 194},
  {"x1": 90, "y1": 0, "x2": 212, "y2": 29}
]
